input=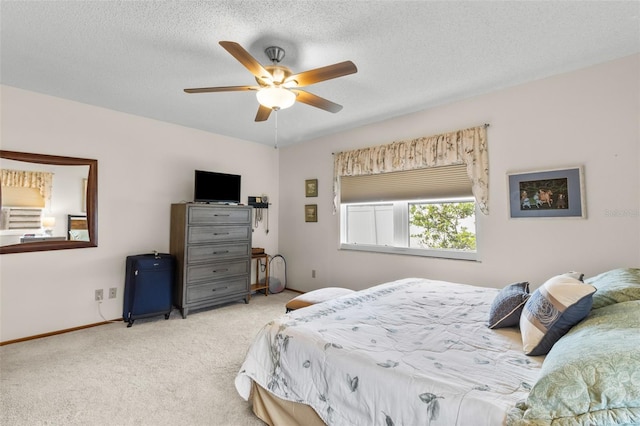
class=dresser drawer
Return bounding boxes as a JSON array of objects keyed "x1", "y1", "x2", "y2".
[
  {"x1": 187, "y1": 243, "x2": 250, "y2": 263},
  {"x1": 188, "y1": 206, "x2": 251, "y2": 225},
  {"x1": 187, "y1": 225, "x2": 250, "y2": 244},
  {"x1": 186, "y1": 276, "x2": 249, "y2": 303},
  {"x1": 186, "y1": 259, "x2": 249, "y2": 283}
]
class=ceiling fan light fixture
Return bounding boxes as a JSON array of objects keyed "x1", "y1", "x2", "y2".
[{"x1": 256, "y1": 87, "x2": 296, "y2": 110}]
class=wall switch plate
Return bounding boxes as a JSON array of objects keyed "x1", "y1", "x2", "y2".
[
  {"x1": 95, "y1": 289, "x2": 103, "y2": 301},
  {"x1": 312, "y1": 270, "x2": 316, "y2": 278},
  {"x1": 108, "y1": 288, "x2": 117, "y2": 299}
]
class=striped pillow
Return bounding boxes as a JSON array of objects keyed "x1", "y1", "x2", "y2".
[{"x1": 520, "y1": 273, "x2": 595, "y2": 356}]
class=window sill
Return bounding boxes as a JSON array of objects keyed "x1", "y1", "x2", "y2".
[{"x1": 339, "y1": 243, "x2": 478, "y2": 261}]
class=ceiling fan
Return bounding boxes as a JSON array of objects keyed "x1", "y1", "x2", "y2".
[{"x1": 184, "y1": 41, "x2": 358, "y2": 122}]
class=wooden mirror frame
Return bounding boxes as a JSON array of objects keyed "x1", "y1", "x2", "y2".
[{"x1": 0, "y1": 150, "x2": 98, "y2": 254}]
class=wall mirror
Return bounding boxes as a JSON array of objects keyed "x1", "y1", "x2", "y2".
[{"x1": 0, "y1": 150, "x2": 98, "y2": 254}]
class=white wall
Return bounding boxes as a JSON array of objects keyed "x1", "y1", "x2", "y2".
[
  {"x1": 2, "y1": 54, "x2": 638, "y2": 342},
  {"x1": 278, "y1": 54, "x2": 640, "y2": 293},
  {"x1": 0, "y1": 86, "x2": 280, "y2": 342}
]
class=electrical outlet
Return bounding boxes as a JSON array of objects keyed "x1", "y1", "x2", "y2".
[
  {"x1": 95, "y1": 289, "x2": 103, "y2": 301},
  {"x1": 109, "y1": 288, "x2": 117, "y2": 299},
  {"x1": 312, "y1": 269, "x2": 316, "y2": 278}
]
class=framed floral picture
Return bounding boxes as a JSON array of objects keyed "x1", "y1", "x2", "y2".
[
  {"x1": 508, "y1": 166, "x2": 585, "y2": 218},
  {"x1": 305, "y1": 179, "x2": 318, "y2": 197},
  {"x1": 305, "y1": 204, "x2": 318, "y2": 222}
]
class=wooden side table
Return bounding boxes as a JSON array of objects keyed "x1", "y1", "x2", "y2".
[{"x1": 249, "y1": 253, "x2": 269, "y2": 300}]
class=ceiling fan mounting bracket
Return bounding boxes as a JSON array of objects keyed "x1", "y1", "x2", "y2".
[{"x1": 265, "y1": 46, "x2": 285, "y2": 64}]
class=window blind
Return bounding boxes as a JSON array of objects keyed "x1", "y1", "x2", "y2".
[
  {"x1": 1, "y1": 186, "x2": 45, "y2": 208},
  {"x1": 340, "y1": 164, "x2": 472, "y2": 203}
]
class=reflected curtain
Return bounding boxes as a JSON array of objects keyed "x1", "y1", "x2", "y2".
[
  {"x1": 1, "y1": 169, "x2": 54, "y2": 202},
  {"x1": 333, "y1": 125, "x2": 489, "y2": 214}
]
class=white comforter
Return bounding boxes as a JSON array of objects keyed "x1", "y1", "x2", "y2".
[{"x1": 236, "y1": 278, "x2": 543, "y2": 426}]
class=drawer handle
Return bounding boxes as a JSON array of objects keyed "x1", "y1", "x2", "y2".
[
  {"x1": 214, "y1": 214, "x2": 231, "y2": 217},
  {"x1": 212, "y1": 286, "x2": 228, "y2": 292},
  {"x1": 213, "y1": 232, "x2": 230, "y2": 236},
  {"x1": 213, "y1": 250, "x2": 229, "y2": 255},
  {"x1": 213, "y1": 268, "x2": 229, "y2": 273}
]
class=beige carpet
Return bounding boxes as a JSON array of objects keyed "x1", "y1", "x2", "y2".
[{"x1": 1, "y1": 291, "x2": 296, "y2": 426}]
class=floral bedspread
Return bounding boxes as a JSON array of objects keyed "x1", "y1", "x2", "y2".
[{"x1": 235, "y1": 278, "x2": 543, "y2": 425}]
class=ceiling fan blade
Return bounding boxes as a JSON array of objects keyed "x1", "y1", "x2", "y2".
[
  {"x1": 184, "y1": 85, "x2": 258, "y2": 93},
  {"x1": 255, "y1": 104, "x2": 273, "y2": 122},
  {"x1": 291, "y1": 90, "x2": 343, "y2": 113},
  {"x1": 285, "y1": 61, "x2": 357, "y2": 87},
  {"x1": 219, "y1": 41, "x2": 273, "y2": 83}
]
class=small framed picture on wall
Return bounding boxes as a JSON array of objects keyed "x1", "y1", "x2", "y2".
[
  {"x1": 305, "y1": 179, "x2": 318, "y2": 197},
  {"x1": 305, "y1": 204, "x2": 318, "y2": 222}
]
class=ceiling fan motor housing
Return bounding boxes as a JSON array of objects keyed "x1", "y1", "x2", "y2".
[
  {"x1": 254, "y1": 46, "x2": 291, "y2": 86},
  {"x1": 258, "y1": 65, "x2": 292, "y2": 86}
]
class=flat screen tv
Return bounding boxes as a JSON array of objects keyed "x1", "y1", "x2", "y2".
[{"x1": 194, "y1": 170, "x2": 241, "y2": 204}]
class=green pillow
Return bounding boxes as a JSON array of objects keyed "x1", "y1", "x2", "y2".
[
  {"x1": 508, "y1": 300, "x2": 640, "y2": 425},
  {"x1": 585, "y1": 268, "x2": 640, "y2": 309}
]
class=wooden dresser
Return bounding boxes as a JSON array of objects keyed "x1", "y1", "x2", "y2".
[{"x1": 170, "y1": 203, "x2": 252, "y2": 318}]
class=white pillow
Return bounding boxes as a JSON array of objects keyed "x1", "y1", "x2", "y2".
[
  {"x1": 69, "y1": 230, "x2": 90, "y2": 241},
  {"x1": 520, "y1": 273, "x2": 595, "y2": 356}
]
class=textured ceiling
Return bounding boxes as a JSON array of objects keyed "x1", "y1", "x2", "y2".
[{"x1": 2, "y1": 1, "x2": 639, "y2": 147}]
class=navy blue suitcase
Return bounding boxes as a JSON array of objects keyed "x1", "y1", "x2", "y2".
[{"x1": 123, "y1": 252, "x2": 175, "y2": 327}]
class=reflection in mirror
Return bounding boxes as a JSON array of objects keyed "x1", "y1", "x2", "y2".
[
  {"x1": 0, "y1": 151, "x2": 97, "y2": 254},
  {"x1": 67, "y1": 215, "x2": 89, "y2": 242}
]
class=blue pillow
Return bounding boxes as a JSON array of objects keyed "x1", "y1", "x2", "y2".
[
  {"x1": 520, "y1": 273, "x2": 595, "y2": 356},
  {"x1": 488, "y1": 282, "x2": 530, "y2": 329}
]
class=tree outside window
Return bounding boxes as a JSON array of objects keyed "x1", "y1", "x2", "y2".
[{"x1": 409, "y1": 201, "x2": 476, "y2": 251}]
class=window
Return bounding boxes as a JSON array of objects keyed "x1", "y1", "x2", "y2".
[
  {"x1": 409, "y1": 200, "x2": 476, "y2": 251},
  {"x1": 0, "y1": 184, "x2": 46, "y2": 232},
  {"x1": 339, "y1": 165, "x2": 478, "y2": 260},
  {"x1": 344, "y1": 204, "x2": 394, "y2": 245}
]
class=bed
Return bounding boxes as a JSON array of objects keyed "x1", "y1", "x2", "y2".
[
  {"x1": 67, "y1": 214, "x2": 89, "y2": 241},
  {"x1": 236, "y1": 269, "x2": 640, "y2": 425}
]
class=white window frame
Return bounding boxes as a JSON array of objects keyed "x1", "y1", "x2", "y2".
[{"x1": 340, "y1": 197, "x2": 478, "y2": 261}]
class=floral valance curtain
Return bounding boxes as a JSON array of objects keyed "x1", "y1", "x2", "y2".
[
  {"x1": 333, "y1": 125, "x2": 489, "y2": 214},
  {"x1": 1, "y1": 169, "x2": 54, "y2": 202}
]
